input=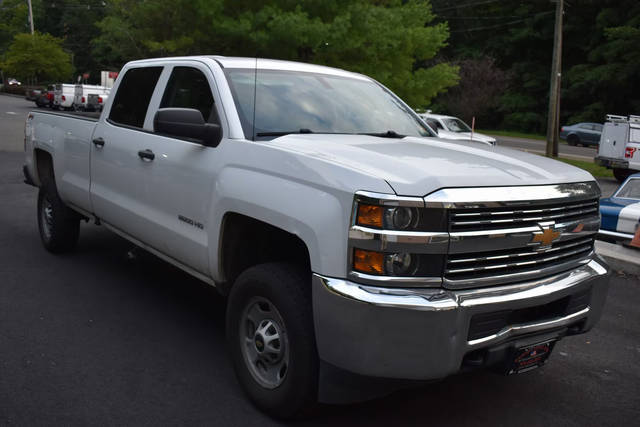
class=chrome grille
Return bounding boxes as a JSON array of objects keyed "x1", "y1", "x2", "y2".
[
  {"x1": 446, "y1": 237, "x2": 594, "y2": 281},
  {"x1": 450, "y1": 198, "x2": 599, "y2": 231},
  {"x1": 443, "y1": 196, "x2": 600, "y2": 288}
]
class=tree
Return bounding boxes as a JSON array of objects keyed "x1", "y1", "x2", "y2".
[
  {"x1": 91, "y1": 0, "x2": 459, "y2": 107},
  {"x1": 2, "y1": 32, "x2": 73, "y2": 83},
  {"x1": 437, "y1": 57, "x2": 507, "y2": 127}
]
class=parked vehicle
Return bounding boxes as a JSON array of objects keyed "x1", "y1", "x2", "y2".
[
  {"x1": 73, "y1": 84, "x2": 110, "y2": 111},
  {"x1": 53, "y1": 84, "x2": 75, "y2": 110},
  {"x1": 23, "y1": 56, "x2": 610, "y2": 419},
  {"x1": 35, "y1": 87, "x2": 55, "y2": 108},
  {"x1": 86, "y1": 90, "x2": 110, "y2": 112},
  {"x1": 8, "y1": 78, "x2": 21, "y2": 86},
  {"x1": 418, "y1": 112, "x2": 497, "y2": 145},
  {"x1": 25, "y1": 88, "x2": 42, "y2": 101},
  {"x1": 560, "y1": 122, "x2": 603, "y2": 147},
  {"x1": 599, "y1": 173, "x2": 640, "y2": 244},
  {"x1": 595, "y1": 114, "x2": 640, "y2": 182}
]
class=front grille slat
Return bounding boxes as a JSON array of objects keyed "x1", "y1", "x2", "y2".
[
  {"x1": 445, "y1": 197, "x2": 599, "y2": 288},
  {"x1": 450, "y1": 199, "x2": 599, "y2": 231}
]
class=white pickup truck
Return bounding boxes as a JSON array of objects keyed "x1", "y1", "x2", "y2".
[{"x1": 23, "y1": 56, "x2": 610, "y2": 418}]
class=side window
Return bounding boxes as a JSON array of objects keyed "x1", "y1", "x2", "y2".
[
  {"x1": 426, "y1": 119, "x2": 439, "y2": 131},
  {"x1": 160, "y1": 67, "x2": 217, "y2": 123},
  {"x1": 594, "y1": 124, "x2": 603, "y2": 132},
  {"x1": 579, "y1": 124, "x2": 591, "y2": 130},
  {"x1": 436, "y1": 121, "x2": 444, "y2": 130},
  {"x1": 109, "y1": 67, "x2": 163, "y2": 128}
]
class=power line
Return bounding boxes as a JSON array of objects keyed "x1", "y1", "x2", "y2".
[
  {"x1": 433, "y1": 0, "x2": 503, "y2": 13},
  {"x1": 450, "y1": 11, "x2": 554, "y2": 33}
]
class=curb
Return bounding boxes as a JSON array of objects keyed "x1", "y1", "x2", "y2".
[{"x1": 595, "y1": 240, "x2": 640, "y2": 276}]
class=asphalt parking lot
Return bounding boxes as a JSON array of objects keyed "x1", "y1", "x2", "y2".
[{"x1": 1, "y1": 95, "x2": 639, "y2": 425}]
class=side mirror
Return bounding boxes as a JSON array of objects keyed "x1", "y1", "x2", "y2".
[{"x1": 154, "y1": 108, "x2": 222, "y2": 147}]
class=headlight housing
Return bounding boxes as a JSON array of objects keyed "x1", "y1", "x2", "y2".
[{"x1": 348, "y1": 191, "x2": 448, "y2": 287}]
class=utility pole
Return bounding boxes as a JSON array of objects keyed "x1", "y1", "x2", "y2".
[
  {"x1": 27, "y1": 0, "x2": 34, "y2": 34},
  {"x1": 545, "y1": 0, "x2": 563, "y2": 158}
]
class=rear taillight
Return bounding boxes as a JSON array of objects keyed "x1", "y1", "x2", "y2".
[
  {"x1": 61, "y1": 95, "x2": 66, "y2": 101},
  {"x1": 98, "y1": 97, "x2": 103, "y2": 103},
  {"x1": 561, "y1": 127, "x2": 564, "y2": 132},
  {"x1": 82, "y1": 96, "x2": 85, "y2": 103}
]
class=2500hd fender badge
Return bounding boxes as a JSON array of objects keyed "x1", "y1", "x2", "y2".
[{"x1": 178, "y1": 215, "x2": 204, "y2": 230}]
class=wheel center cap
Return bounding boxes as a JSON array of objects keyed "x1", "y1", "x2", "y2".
[{"x1": 254, "y1": 335, "x2": 265, "y2": 353}]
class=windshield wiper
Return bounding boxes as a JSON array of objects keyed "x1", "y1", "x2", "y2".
[
  {"x1": 256, "y1": 128, "x2": 314, "y2": 137},
  {"x1": 358, "y1": 130, "x2": 405, "y2": 138}
]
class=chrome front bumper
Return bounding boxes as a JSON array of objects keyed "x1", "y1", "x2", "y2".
[{"x1": 312, "y1": 256, "x2": 610, "y2": 380}]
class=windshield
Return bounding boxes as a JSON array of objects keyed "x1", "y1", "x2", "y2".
[
  {"x1": 443, "y1": 118, "x2": 471, "y2": 133},
  {"x1": 223, "y1": 68, "x2": 431, "y2": 140},
  {"x1": 616, "y1": 178, "x2": 640, "y2": 199}
]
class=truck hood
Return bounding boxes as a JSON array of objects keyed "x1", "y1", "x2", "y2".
[{"x1": 268, "y1": 134, "x2": 595, "y2": 196}]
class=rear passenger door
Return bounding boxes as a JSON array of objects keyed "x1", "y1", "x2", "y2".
[{"x1": 90, "y1": 65, "x2": 165, "y2": 240}]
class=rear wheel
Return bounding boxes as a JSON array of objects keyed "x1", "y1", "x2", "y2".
[
  {"x1": 567, "y1": 135, "x2": 579, "y2": 146},
  {"x1": 37, "y1": 180, "x2": 80, "y2": 253},
  {"x1": 226, "y1": 263, "x2": 318, "y2": 419},
  {"x1": 613, "y1": 168, "x2": 636, "y2": 183}
]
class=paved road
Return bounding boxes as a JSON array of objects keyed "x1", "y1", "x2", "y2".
[
  {"x1": 1, "y1": 94, "x2": 638, "y2": 425},
  {"x1": 490, "y1": 135, "x2": 598, "y2": 161}
]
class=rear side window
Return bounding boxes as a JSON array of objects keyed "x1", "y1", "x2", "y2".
[
  {"x1": 109, "y1": 67, "x2": 163, "y2": 128},
  {"x1": 160, "y1": 67, "x2": 217, "y2": 123}
]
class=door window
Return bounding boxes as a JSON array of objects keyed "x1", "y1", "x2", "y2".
[
  {"x1": 109, "y1": 67, "x2": 163, "y2": 128},
  {"x1": 160, "y1": 67, "x2": 218, "y2": 123}
]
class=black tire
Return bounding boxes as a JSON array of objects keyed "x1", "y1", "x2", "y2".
[
  {"x1": 37, "y1": 180, "x2": 80, "y2": 253},
  {"x1": 226, "y1": 263, "x2": 318, "y2": 419},
  {"x1": 567, "y1": 135, "x2": 579, "y2": 146},
  {"x1": 613, "y1": 168, "x2": 635, "y2": 183}
]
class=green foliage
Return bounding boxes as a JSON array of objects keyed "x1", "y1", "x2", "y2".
[
  {"x1": 90, "y1": 0, "x2": 458, "y2": 107},
  {"x1": 431, "y1": 0, "x2": 640, "y2": 132},
  {"x1": 0, "y1": 0, "x2": 29, "y2": 54},
  {"x1": 2, "y1": 32, "x2": 73, "y2": 83}
]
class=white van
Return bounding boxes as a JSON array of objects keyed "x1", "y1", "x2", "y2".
[
  {"x1": 595, "y1": 114, "x2": 640, "y2": 182},
  {"x1": 73, "y1": 84, "x2": 110, "y2": 111},
  {"x1": 53, "y1": 84, "x2": 75, "y2": 110}
]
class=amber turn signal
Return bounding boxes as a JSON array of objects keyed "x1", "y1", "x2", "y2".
[
  {"x1": 356, "y1": 204, "x2": 383, "y2": 228},
  {"x1": 353, "y1": 249, "x2": 385, "y2": 275}
]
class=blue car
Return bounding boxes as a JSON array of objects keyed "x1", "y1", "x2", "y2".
[
  {"x1": 599, "y1": 173, "x2": 640, "y2": 243},
  {"x1": 559, "y1": 122, "x2": 603, "y2": 147}
]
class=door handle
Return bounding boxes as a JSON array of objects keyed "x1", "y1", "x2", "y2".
[
  {"x1": 138, "y1": 149, "x2": 155, "y2": 161},
  {"x1": 92, "y1": 137, "x2": 105, "y2": 147}
]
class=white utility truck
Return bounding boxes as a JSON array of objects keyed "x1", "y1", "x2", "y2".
[
  {"x1": 52, "y1": 83, "x2": 75, "y2": 110},
  {"x1": 73, "y1": 84, "x2": 110, "y2": 111},
  {"x1": 23, "y1": 56, "x2": 610, "y2": 419},
  {"x1": 595, "y1": 114, "x2": 640, "y2": 182}
]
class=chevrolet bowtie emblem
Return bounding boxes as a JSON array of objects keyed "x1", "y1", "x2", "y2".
[{"x1": 532, "y1": 225, "x2": 561, "y2": 247}]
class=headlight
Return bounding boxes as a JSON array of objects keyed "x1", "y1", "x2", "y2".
[
  {"x1": 349, "y1": 192, "x2": 448, "y2": 285},
  {"x1": 352, "y1": 249, "x2": 443, "y2": 278},
  {"x1": 356, "y1": 204, "x2": 419, "y2": 230}
]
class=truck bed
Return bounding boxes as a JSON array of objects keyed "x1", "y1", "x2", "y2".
[{"x1": 34, "y1": 109, "x2": 101, "y2": 121}]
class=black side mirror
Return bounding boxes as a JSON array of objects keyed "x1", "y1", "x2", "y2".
[{"x1": 154, "y1": 108, "x2": 222, "y2": 147}]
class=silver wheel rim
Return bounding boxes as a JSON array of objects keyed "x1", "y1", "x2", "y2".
[
  {"x1": 239, "y1": 296, "x2": 289, "y2": 389},
  {"x1": 41, "y1": 197, "x2": 53, "y2": 240}
]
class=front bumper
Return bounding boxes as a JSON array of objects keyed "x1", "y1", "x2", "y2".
[{"x1": 312, "y1": 256, "x2": 610, "y2": 380}]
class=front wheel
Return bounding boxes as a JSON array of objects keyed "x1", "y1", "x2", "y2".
[
  {"x1": 37, "y1": 181, "x2": 80, "y2": 253},
  {"x1": 226, "y1": 263, "x2": 318, "y2": 419},
  {"x1": 567, "y1": 135, "x2": 579, "y2": 146}
]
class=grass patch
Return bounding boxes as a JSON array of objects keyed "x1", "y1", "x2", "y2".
[
  {"x1": 476, "y1": 129, "x2": 547, "y2": 141},
  {"x1": 556, "y1": 157, "x2": 613, "y2": 178}
]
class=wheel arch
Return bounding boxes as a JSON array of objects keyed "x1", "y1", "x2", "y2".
[{"x1": 217, "y1": 212, "x2": 313, "y2": 294}]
